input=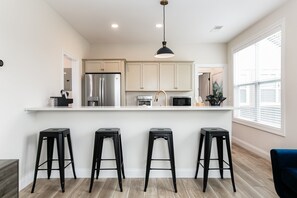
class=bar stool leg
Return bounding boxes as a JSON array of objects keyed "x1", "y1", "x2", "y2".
[
  {"x1": 31, "y1": 135, "x2": 44, "y2": 193},
  {"x1": 66, "y1": 133, "x2": 77, "y2": 179},
  {"x1": 225, "y1": 134, "x2": 236, "y2": 192},
  {"x1": 167, "y1": 134, "x2": 177, "y2": 193},
  {"x1": 47, "y1": 137, "x2": 54, "y2": 179},
  {"x1": 56, "y1": 134, "x2": 65, "y2": 192},
  {"x1": 195, "y1": 133, "x2": 204, "y2": 179},
  {"x1": 216, "y1": 137, "x2": 224, "y2": 179},
  {"x1": 96, "y1": 137, "x2": 104, "y2": 180},
  {"x1": 113, "y1": 135, "x2": 123, "y2": 192},
  {"x1": 203, "y1": 134, "x2": 212, "y2": 192},
  {"x1": 119, "y1": 134, "x2": 125, "y2": 179},
  {"x1": 89, "y1": 135, "x2": 99, "y2": 192},
  {"x1": 144, "y1": 134, "x2": 154, "y2": 192}
]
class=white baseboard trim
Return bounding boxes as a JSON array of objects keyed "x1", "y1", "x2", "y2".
[
  {"x1": 20, "y1": 168, "x2": 230, "y2": 190},
  {"x1": 232, "y1": 136, "x2": 270, "y2": 160}
]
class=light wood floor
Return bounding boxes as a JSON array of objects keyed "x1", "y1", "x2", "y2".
[{"x1": 20, "y1": 144, "x2": 277, "y2": 198}]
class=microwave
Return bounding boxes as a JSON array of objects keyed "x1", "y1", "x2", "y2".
[{"x1": 170, "y1": 96, "x2": 191, "y2": 106}]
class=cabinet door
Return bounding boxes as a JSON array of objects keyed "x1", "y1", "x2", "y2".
[
  {"x1": 85, "y1": 61, "x2": 122, "y2": 73},
  {"x1": 84, "y1": 61, "x2": 104, "y2": 73},
  {"x1": 176, "y1": 63, "x2": 192, "y2": 90},
  {"x1": 126, "y1": 63, "x2": 142, "y2": 91},
  {"x1": 102, "y1": 61, "x2": 121, "y2": 72},
  {"x1": 142, "y1": 63, "x2": 159, "y2": 91},
  {"x1": 160, "y1": 63, "x2": 175, "y2": 90}
]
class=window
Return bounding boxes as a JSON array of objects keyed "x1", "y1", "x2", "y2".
[{"x1": 233, "y1": 24, "x2": 283, "y2": 135}]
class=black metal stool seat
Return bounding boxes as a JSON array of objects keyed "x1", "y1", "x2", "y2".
[
  {"x1": 31, "y1": 128, "x2": 77, "y2": 193},
  {"x1": 89, "y1": 128, "x2": 125, "y2": 193},
  {"x1": 144, "y1": 128, "x2": 177, "y2": 193},
  {"x1": 194, "y1": 128, "x2": 236, "y2": 192}
]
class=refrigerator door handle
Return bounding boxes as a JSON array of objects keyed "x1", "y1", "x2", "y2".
[
  {"x1": 102, "y1": 78, "x2": 105, "y2": 106},
  {"x1": 98, "y1": 77, "x2": 102, "y2": 106}
]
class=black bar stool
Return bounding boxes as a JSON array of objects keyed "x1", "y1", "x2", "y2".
[
  {"x1": 89, "y1": 128, "x2": 125, "y2": 192},
  {"x1": 144, "y1": 128, "x2": 177, "y2": 193},
  {"x1": 31, "y1": 128, "x2": 76, "y2": 193},
  {"x1": 194, "y1": 127, "x2": 236, "y2": 192}
]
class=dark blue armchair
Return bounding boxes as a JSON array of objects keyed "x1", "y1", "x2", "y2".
[{"x1": 270, "y1": 149, "x2": 297, "y2": 198}]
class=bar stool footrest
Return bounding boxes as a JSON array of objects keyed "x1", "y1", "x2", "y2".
[
  {"x1": 151, "y1": 159, "x2": 170, "y2": 161},
  {"x1": 150, "y1": 168, "x2": 172, "y2": 170},
  {"x1": 38, "y1": 159, "x2": 73, "y2": 168},
  {"x1": 199, "y1": 159, "x2": 231, "y2": 169},
  {"x1": 97, "y1": 168, "x2": 118, "y2": 170}
]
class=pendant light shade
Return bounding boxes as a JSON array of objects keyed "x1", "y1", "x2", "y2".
[
  {"x1": 155, "y1": 0, "x2": 174, "y2": 58},
  {"x1": 155, "y1": 41, "x2": 174, "y2": 58}
]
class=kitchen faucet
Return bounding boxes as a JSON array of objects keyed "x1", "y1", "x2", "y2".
[{"x1": 154, "y1": 90, "x2": 168, "y2": 106}]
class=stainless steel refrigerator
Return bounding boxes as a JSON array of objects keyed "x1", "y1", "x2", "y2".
[{"x1": 84, "y1": 73, "x2": 121, "y2": 106}]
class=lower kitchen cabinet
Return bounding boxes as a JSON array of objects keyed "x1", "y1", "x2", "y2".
[{"x1": 0, "y1": 160, "x2": 18, "y2": 198}]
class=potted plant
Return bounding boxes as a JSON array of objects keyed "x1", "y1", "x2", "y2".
[{"x1": 205, "y1": 81, "x2": 226, "y2": 106}]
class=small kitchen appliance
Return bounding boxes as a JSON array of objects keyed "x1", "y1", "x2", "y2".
[
  {"x1": 50, "y1": 90, "x2": 73, "y2": 106},
  {"x1": 170, "y1": 96, "x2": 191, "y2": 106},
  {"x1": 137, "y1": 96, "x2": 153, "y2": 106}
]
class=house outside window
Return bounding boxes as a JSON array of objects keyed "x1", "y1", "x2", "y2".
[{"x1": 233, "y1": 21, "x2": 284, "y2": 135}]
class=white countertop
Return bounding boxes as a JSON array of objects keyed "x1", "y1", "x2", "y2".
[{"x1": 25, "y1": 106, "x2": 233, "y2": 112}]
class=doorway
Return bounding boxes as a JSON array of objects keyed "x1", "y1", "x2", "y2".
[
  {"x1": 62, "y1": 53, "x2": 80, "y2": 106},
  {"x1": 194, "y1": 64, "x2": 226, "y2": 106},
  {"x1": 199, "y1": 73, "x2": 210, "y2": 105}
]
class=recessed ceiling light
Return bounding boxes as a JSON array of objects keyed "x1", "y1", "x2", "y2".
[
  {"x1": 156, "y1": 24, "x2": 163, "y2": 28},
  {"x1": 111, "y1": 24, "x2": 119, "y2": 29}
]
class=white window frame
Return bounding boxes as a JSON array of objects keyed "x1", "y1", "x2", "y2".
[{"x1": 232, "y1": 19, "x2": 286, "y2": 136}]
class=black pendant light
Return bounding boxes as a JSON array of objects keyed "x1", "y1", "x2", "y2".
[{"x1": 155, "y1": 0, "x2": 174, "y2": 58}]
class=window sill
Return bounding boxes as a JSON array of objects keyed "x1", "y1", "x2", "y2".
[{"x1": 232, "y1": 118, "x2": 285, "y2": 137}]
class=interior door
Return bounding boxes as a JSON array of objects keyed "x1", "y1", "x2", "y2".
[{"x1": 199, "y1": 73, "x2": 210, "y2": 104}]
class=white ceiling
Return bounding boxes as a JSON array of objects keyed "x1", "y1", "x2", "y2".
[{"x1": 44, "y1": 0, "x2": 287, "y2": 45}]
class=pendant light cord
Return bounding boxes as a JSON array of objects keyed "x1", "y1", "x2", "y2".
[{"x1": 163, "y1": 4, "x2": 166, "y2": 42}]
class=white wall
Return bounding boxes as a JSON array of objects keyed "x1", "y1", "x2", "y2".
[
  {"x1": 0, "y1": 0, "x2": 90, "y2": 188},
  {"x1": 89, "y1": 43, "x2": 227, "y2": 63},
  {"x1": 227, "y1": 0, "x2": 297, "y2": 159}
]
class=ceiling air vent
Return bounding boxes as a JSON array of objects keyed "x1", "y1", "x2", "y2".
[{"x1": 210, "y1": 25, "x2": 223, "y2": 32}]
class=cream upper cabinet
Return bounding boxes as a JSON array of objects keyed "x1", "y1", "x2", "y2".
[
  {"x1": 126, "y1": 61, "x2": 192, "y2": 91},
  {"x1": 160, "y1": 62, "x2": 193, "y2": 91},
  {"x1": 84, "y1": 60, "x2": 123, "y2": 73},
  {"x1": 159, "y1": 63, "x2": 175, "y2": 90},
  {"x1": 126, "y1": 63, "x2": 159, "y2": 91},
  {"x1": 176, "y1": 63, "x2": 192, "y2": 91},
  {"x1": 126, "y1": 63, "x2": 142, "y2": 91},
  {"x1": 142, "y1": 63, "x2": 159, "y2": 91}
]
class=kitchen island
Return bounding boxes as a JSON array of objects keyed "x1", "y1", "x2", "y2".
[{"x1": 25, "y1": 106, "x2": 233, "y2": 178}]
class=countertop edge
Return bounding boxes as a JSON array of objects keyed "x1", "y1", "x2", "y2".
[{"x1": 25, "y1": 106, "x2": 233, "y2": 112}]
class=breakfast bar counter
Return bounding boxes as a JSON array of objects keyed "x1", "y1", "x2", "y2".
[
  {"x1": 25, "y1": 106, "x2": 233, "y2": 178},
  {"x1": 25, "y1": 106, "x2": 233, "y2": 112}
]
